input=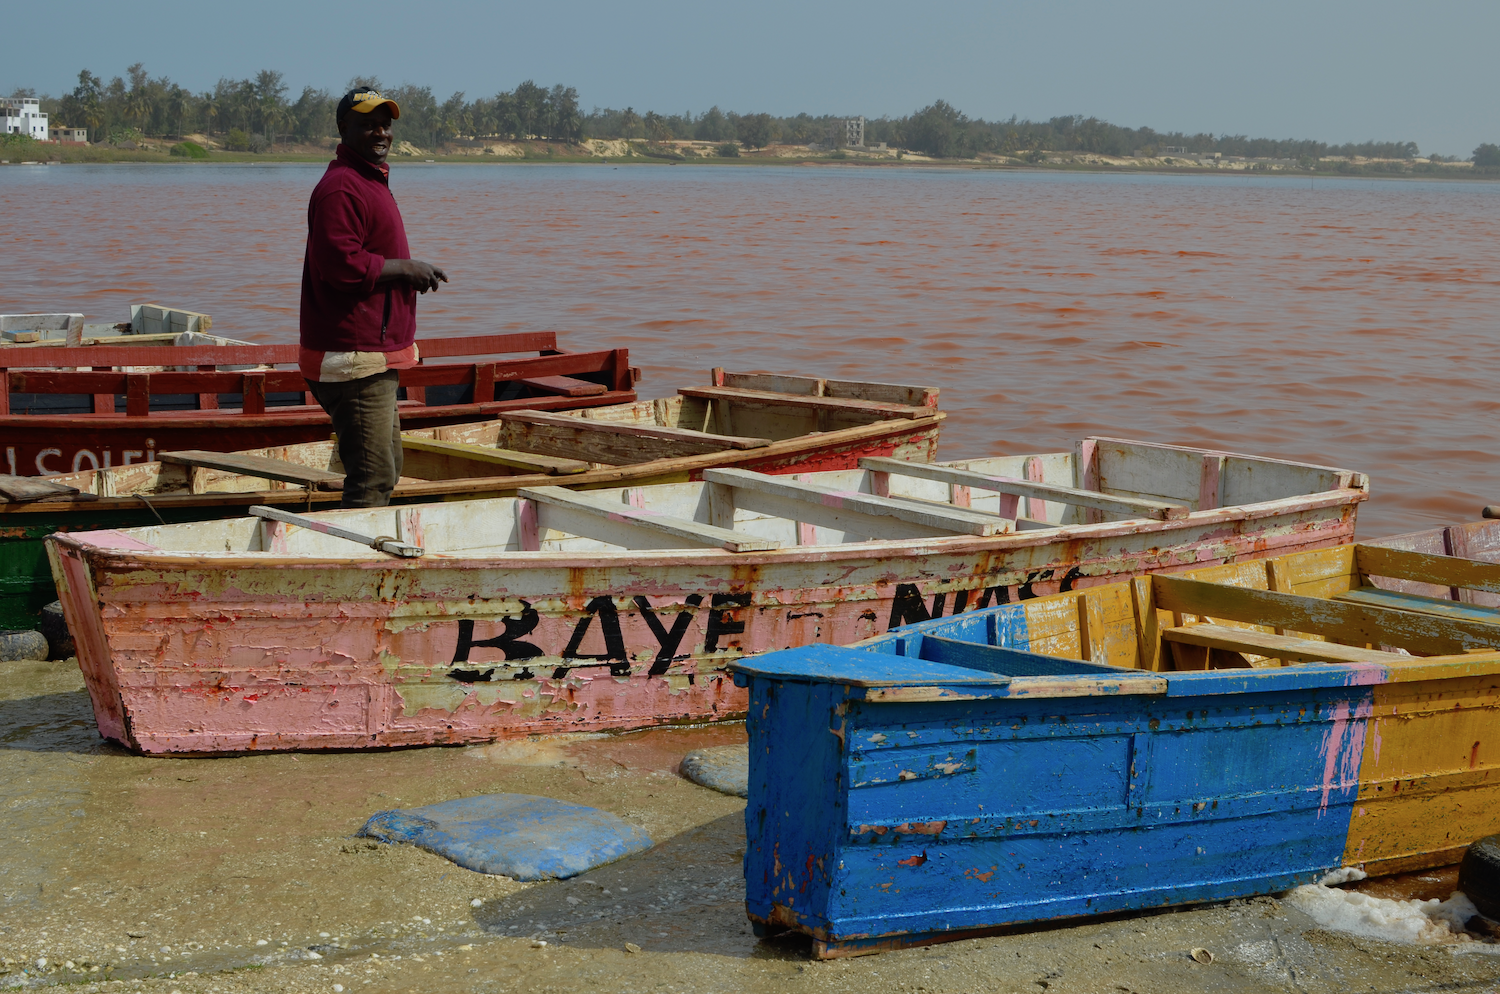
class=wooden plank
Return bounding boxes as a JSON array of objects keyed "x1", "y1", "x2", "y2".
[
  {"x1": 1355, "y1": 544, "x2": 1500, "y2": 595},
  {"x1": 823, "y1": 377, "x2": 939, "y2": 409},
  {"x1": 7, "y1": 369, "x2": 308, "y2": 395},
  {"x1": 160, "y1": 450, "x2": 345, "y2": 490},
  {"x1": 719, "y1": 371, "x2": 824, "y2": 396},
  {"x1": 196, "y1": 363, "x2": 219, "y2": 411},
  {"x1": 1199, "y1": 454, "x2": 1225, "y2": 510},
  {"x1": 859, "y1": 457, "x2": 1190, "y2": 521},
  {"x1": 412, "y1": 332, "x2": 557, "y2": 358},
  {"x1": 1130, "y1": 575, "x2": 1164, "y2": 672},
  {"x1": 399, "y1": 349, "x2": 625, "y2": 388},
  {"x1": 242, "y1": 371, "x2": 266, "y2": 415},
  {"x1": 518, "y1": 485, "x2": 780, "y2": 553},
  {"x1": 472, "y1": 362, "x2": 496, "y2": 403},
  {"x1": 706, "y1": 482, "x2": 736, "y2": 530},
  {"x1": 519, "y1": 374, "x2": 608, "y2": 397},
  {"x1": 0, "y1": 474, "x2": 87, "y2": 503},
  {"x1": 0, "y1": 312, "x2": 84, "y2": 332},
  {"x1": 1164, "y1": 623, "x2": 1400, "y2": 664},
  {"x1": 399, "y1": 437, "x2": 589, "y2": 475},
  {"x1": 678, "y1": 385, "x2": 931, "y2": 420},
  {"x1": 913, "y1": 635, "x2": 1167, "y2": 693},
  {"x1": 715, "y1": 371, "x2": 938, "y2": 408},
  {"x1": 248, "y1": 505, "x2": 422, "y2": 557},
  {"x1": 1335, "y1": 587, "x2": 1500, "y2": 625},
  {"x1": 1152, "y1": 575, "x2": 1500, "y2": 657},
  {"x1": 125, "y1": 372, "x2": 150, "y2": 417},
  {"x1": 90, "y1": 365, "x2": 115, "y2": 415},
  {"x1": 0, "y1": 343, "x2": 298, "y2": 369},
  {"x1": 497, "y1": 410, "x2": 770, "y2": 465},
  {"x1": 703, "y1": 467, "x2": 1011, "y2": 537},
  {"x1": 507, "y1": 411, "x2": 770, "y2": 450},
  {"x1": 1074, "y1": 438, "x2": 1103, "y2": 524}
]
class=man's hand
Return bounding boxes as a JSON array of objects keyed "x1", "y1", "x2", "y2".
[{"x1": 380, "y1": 259, "x2": 449, "y2": 293}]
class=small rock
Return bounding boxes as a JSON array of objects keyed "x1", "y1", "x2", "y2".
[
  {"x1": 531, "y1": 940, "x2": 547, "y2": 948},
  {"x1": 255, "y1": 939, "x2": 268, "y2": 946},
  {"x1": 566, "y1": 896, "x2": 582, "y2": 906},
  {"x1": 1190, "y1": 947, "x2": 1214, "y2": 964},
  {"x1": 624, "y1": 942, "x2": 641, "y2": 954},
  {"x1": 680, "y1": 745, "x2": 749, "y2": 797},
  {"x1": 458, "y1": 944, "x2": 473, "y2": 951},
  {"x1": 0, "y1": 629, "x2": 49, "y2": 662},
  {"x1": 39, "y1": 601, "x2": 74, "y2": 660},
  {"x1": 127, "y1": 931, "x2": 146, "y2": 938},
  {"x1": 471, "y1": 898, "x2": 483, "y2": 907}
]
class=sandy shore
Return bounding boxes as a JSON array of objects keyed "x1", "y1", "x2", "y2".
[{"x1": 4, "y1": 657, "x2": 1500, "y2": 993}]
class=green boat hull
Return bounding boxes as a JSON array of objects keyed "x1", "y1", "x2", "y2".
[{"x1": 0, "y1": 505, "x2": 227, "y2": 629}]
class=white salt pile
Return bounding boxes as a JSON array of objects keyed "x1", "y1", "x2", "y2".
[{"x1": 1285, "y1": 868, "x2": 1481, "y2": 946}]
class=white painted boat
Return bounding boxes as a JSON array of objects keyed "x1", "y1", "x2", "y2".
[{"x1": 49, "y1": 438, "x2": 1368, "y2": 753}]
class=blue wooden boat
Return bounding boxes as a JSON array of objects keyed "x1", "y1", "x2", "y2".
[{"x1": 731, "y1": 543, "x2": 1500, "y2": 957}]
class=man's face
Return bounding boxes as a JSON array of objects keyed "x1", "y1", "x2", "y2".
[{"x1": 339, "y1": 105, "x2": 394, "y2": 165}]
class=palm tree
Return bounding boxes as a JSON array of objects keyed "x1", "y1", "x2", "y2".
[
  {"x1": 167, "y1": 87, "x2": 189, "y2": 137},
  {"x1": 199, "y1": 92, "x2": 220, "y2": 135}
]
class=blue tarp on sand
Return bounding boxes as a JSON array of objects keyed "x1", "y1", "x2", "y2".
[{"x1": 359, "y1": 793, "x2": 653, "y2": 880}]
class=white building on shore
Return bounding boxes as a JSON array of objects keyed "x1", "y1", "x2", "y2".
[{"x1": 1, "y1": 98, "x2": 49, "y2": 140}]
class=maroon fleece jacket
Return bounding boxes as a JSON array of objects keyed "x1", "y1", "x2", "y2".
[{"x1": 299, "y1": 145, "x2": 415, "y2": 353}]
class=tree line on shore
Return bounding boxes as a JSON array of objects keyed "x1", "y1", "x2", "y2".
[{"x1": 8, "y1": 63, "x2": 1492, "y2": 164}]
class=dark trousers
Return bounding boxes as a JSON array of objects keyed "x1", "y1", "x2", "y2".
[{"x1": 307, "y1": 371, "x2": 403, "y2": 508}]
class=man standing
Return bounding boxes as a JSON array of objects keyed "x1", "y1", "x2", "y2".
[{"x1": 300, "y1": 88, "x2": 448, "y2": 507}]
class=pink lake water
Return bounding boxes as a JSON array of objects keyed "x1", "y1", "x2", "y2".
[{"x1": 3, "y1": 162, "x2": 1498, "y2": 536}]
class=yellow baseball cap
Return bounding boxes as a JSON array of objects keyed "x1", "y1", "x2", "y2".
[{"x1": 338, "y1": 88, "x2": 401, "y2": 120}]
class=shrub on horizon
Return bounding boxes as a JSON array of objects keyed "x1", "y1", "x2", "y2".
[
  {"x1": 170, "y1": 141, "x2": 208, "y2": 159},
  {"x1": 224, "y1": 128, "x2": 252, "y2": 152},
  {"x1": 715, "y1": 142, "x2": 740, "y2": 158}
]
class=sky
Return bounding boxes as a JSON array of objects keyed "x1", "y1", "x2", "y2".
[{"x1": 5, "y1": 0, "x2": 1497, "y2": 157}]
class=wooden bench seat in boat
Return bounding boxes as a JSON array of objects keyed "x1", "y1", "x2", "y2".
[
  {"x1": 518, "y1": 486, "x2": 781, "y2": 553},
  {"x1": 160, "y1": 450, "x2": 346, "y2": 491},
  {"x1": 497, "y1": 410, "x2": 772, "y2": 465},
  {"x1": 702, "y1": 468, "x2": 1012, "y2": 539},
  {"x1": 861, "y1": 457, "x2": 1190, "y2": 521},
  {"x1": 1334, "y1": 586, "x2": 1500, "y2": 625},
  {"x1": 0, "y1": 474, "x2": 89, "y2": 503},
  {"x1": 1163, "y1": 622, "x2": 1402, "y2": 666},
  {"x1": 517, "y1": 375, "x2": 607, "y2": 398},
  {"x1": 399, "y1": 437, "x2": 590, "y2": 476},
  {"x1": 1152, "y1": 574, "x2": 1500, "y2": 658}
]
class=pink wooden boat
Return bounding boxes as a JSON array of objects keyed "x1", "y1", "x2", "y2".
[
  {"x1": 1, "y1": 331, "x2": 635, "y2": 477},
  {"x1": 49, "y1": 438, "x2": 1368, "y2": 754}
]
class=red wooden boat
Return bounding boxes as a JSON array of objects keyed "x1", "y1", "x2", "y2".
[{"x1": 0, "y1": 332, "x2": 635, "y2": 477}]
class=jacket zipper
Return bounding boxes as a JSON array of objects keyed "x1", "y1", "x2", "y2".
[{"x1": 380, "y1": 287, "x2": 392, "y2": 343}]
